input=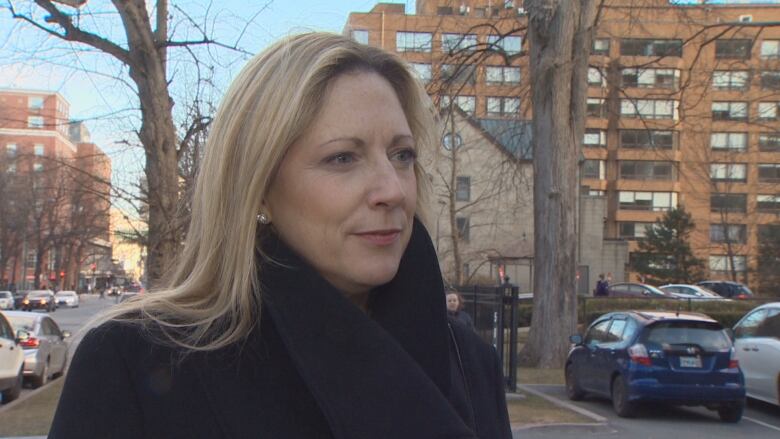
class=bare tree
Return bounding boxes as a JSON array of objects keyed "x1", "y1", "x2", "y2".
[{"x1": 520, "y1": 0, "x2": 598, "y2": 368}]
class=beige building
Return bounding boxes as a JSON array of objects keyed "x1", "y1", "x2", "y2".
[
  {"x1": 110, "y1": 207, "x2": 146, "y2": 283},
  {"x1": 345, "y1": 0, "x2": 780, "y2": 291}
]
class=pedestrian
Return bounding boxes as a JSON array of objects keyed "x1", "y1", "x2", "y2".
[
  {"x1": 50, "y1": 33, "x2": 512, "y2": 439},
  {"x1": 594, "y1": 273, "x2": 608, "y2": 297},
  {"x1": 446, "y1": 290, "x2": 475, "y2": 329}
]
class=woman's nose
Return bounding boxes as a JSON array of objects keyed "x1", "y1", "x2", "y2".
[{"x1": 366, "y1": 159, "x2": 407, "y2": 208}]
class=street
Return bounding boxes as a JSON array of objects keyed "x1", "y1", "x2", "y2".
[
  {"x1": 517, "y1": 384, "x2": 780, "y2": 438},
  {"x1": 17, "y1": 294, "x2": 115, "y2": 399}
]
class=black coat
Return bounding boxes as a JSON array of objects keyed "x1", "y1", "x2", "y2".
[{"x1": 49, "y1": 220, "x2": 512, "y2": 438}]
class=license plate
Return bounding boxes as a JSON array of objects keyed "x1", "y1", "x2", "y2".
[{"x1": 679, "y1": 356, "x2": 702, "y2": 368}]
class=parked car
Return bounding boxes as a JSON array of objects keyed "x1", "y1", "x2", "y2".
[
  {"x1": 0, "y1": 291, "x2": 14, "y2": 310},
  {"x1": 0, "y1": 311, "x2": 25, "y2": 403},
  {"x1": 12, "y1": 292, "x2": 27, "y2": 310},
  {"x1": 54, "y1": 291, "x2": 79, "y2": 308},
  {"x1": 566, "y1": 310, "x2": 745, "y2": 422},
  {"x1": 659, "y1": 284, "x2": 729, "y2": 301},
  {"x1": 606, "y1": 282, "x2": 671, "y2": 299},
  {"x1": 4, "y1": 311, "x2": 70, "y2": 388},
  {"x1": 732, "y1": 302, "x2": 780, "y2": 407},
  {"x1": 697, "y1": 281, "x2": 753, "y2": 300},
  {"x1": 20, "y1": 290, "x2": 56, "y2": 312}
]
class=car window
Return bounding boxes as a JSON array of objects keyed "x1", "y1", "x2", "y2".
[
  {"x1": 606, "y1": 319, "x2": 628, "y2": 343},
  {"x1": 0, "y1": 292, "x2": 11, "y2": 299},
  {"x1": 755, "y1": 309, "x2": 780, "y2": 339},
  {"x1": 43, "y1": 318, "x2": 60, "y2": 337},
  {"x1": 662, "y1": 286, "x2": 679, "y2": 295},
  {"x1": 6, "y1": 315, "x2": 37, "y2": 333},
  {"x1": 735, "y1": 309, "x2": 768, "y2": 339},
  {"x1": 585, "y1": 320, "x2": 611, "y2": 347},
  {"x1": 643, "y1": 321, "x2": 731, "y2": 351}
]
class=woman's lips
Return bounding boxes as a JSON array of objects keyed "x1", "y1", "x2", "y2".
[{"x1": 355, "y1": 230, "x2": 401, "y2": 246}]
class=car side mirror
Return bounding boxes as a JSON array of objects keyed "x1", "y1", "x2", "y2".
[
  {"x1": 569, "y1": 334, "x2": 583, "y2": 345},
  {"x1": 15, "y1": 330, "x2": 30, "y2": 343},
  {"x1": 62, "y1": 330, "x2": 71, "y2": 339}
]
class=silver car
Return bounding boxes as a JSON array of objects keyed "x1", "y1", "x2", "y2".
[
  {"x1": 732, "y1": 302, "x2": 780, "y2": 407},
  {"x1": 0, "y1": 291, "x2": 13, "y2": 310},
  {"x1": 4, "y1": 311, "x2": 70, "y2": 388}
]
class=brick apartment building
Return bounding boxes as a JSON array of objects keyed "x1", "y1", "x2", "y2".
[
  {"x1": 0, "y1": 89, "x2": 112, "y2": 291},
  {"x1": 344, "y1": 0, "x2": 780, "y2": 291}
]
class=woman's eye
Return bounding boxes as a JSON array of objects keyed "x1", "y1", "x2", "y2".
[
  {"x1": 325, "y1": 152, "x2": 355, "y2": 165},
  {"x1": 392, "y1": 148, "x2": 417, "y2": 164}
]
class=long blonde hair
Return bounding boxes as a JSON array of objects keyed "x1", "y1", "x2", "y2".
[{"x1": 99, "y1": 33, "x2": 436, "y2": 351}]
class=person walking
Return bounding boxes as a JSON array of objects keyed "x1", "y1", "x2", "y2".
[
  {"x1": 594, "y1": 273, "x2": 608, "y2": 297},
  {"x1": 446, "y1": 290, "x2": 475, "y2": 329}
]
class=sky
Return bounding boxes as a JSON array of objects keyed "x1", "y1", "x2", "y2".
[{"x1": 0, "y1": 0, "x2": 412, "y2": 213}]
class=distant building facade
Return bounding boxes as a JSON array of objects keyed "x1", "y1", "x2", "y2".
[
  {"x1": 345, "y1": 0, "x2": 780, "y2": 291},
  {"x1": 0, "y1": 89, "x2": 111, "y2": 291}
]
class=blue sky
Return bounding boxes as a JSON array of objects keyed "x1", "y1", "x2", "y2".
[{"x1": 0, "y1": 0, "x2": 411, "y2": 208}]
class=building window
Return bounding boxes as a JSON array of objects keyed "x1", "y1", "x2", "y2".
[
  {"x1": 437, "y1": 6, "x2": 453, "y2": 15},
  {"x1": 440, "y1": 64, "x2": 476, "y2": 85},
  {"x1": 621, "y1": 99, "x2": 678, "y2": 120},
  {"x1": 33, "y1": 162, "x2": 43, "y2": 172},
  {"x1": 410, "y1": 63, "x2": 432, "y2": 83},
  {"x1": 620, "y1": 39, "x2": 682, "y2": 57},
  {"x1": 710, "y1": 163, "x2": 747, "y2": 182},
  {"x1": 442, "y1": 33, "x2": 477, "y2": 53},
  {"x1": 6, "y1": 163, "x2": 15, "y2": 173},
  {"x1": 588, "y1": 189, "x2": 606, "y2": 196},
  {"x1": 709, "y1": 255, "x2": 747, "y2": 273},
  {"x1": 583, "y1": 160, "x2": 605, "y2": 180},
  {"x1": 485, "y1": 66, "x2": 521, "y2": 85},
  {"x1": 5, "y1": 143, "x2": 16, "y2": 157},
  {"x1": 474, "y1": 7, "x2": 486, "y2": 17},
  {"x1": 592, "y1": 38, "x2": 610, "y2": 55},
  {"x1": 350, "y1": 30, "x2": 368, "y2": 45},
  {"x1": 26, "y1": 252, "x2": 37, "y2": 269},
  {"x1": 619, "y1": 161, "x2": 676, "y2": 181},
  {"x1": 715, "y1": 39, "x2": 752, "y2": 59},
  {"x1": 759, "y1": 224, "x2": 780, "y2": 240},
  {"x1": 759, "y1": 133, "x2": 780, "y2": 152},
  {"x1": 710, "y1": 224, "x2": 747, "y2": 244},
  {"x1": 621, "y1": 68, "x2": 679, "y2": 89},
  {"x1": 587, "y1": 98, "x2": 606, "y2": 118},
  {"x1": 28, "y1": 96, "x2": 44, "y2": 110},
  {"x1": 757, "y1": 194, "x2": 780, "y2": 212},
  {"x1": 487, "y1": 34, "x2": 522, "y2": 55},
  {"x1": 758, "y1": 102, "x2": 780, "y2": 120},
  {"x1": 761, "y1": 71, "x2": 780, "y2": 90},
  {"x1": 28, "y1": 116, "x2": 44, "y2": 128},
  {"x1": 34, "y1": 144, "x2": 44, "y2": 156},
  {"x1": 440, "y1": 95, "x2": 476, "y2": 115},
  {"x1": 710, "y1": 132, "x2": 747, "y2": 151},
  {"x1": 584, "y1": 129, "x2": 606, "y2": 148},
  {"x1": 486, "y1": 96, "x2": 520, "y2": 117},
  {"x1": 396, "y1": 31, "x2": 432, "y2": 52},
  {"x1": 456, "y1": 217, "x2": 470, "y2": 242},
  {"x1": 711, "y1": 101, "x2": 748, "y2": 121},
  {"x1": 620, "y1": 130, "x2": 676, "y2": 149},
  {"x1": 456, "y1": 176, "x2": 471, "y2": 201},
  {"x1": 618, "y1": 191, "x2": 677, "y2": 211},
  {"x1": 758, "y1": 164, "x2": 780, "y2": 182},
  {"x1": 712, "y1": 70, "x2": 750, "y2": 90},
  {"x1": 619, "y1": 222, "x2": 655, "y2": 239},
  {"x1": 710, "y1": 193, "x2": 747, "y2": 213},
  {"x1": 588, "y1": 67, "x2": 606, "y2": 87},
  {"x1": 761, "y1": 40, "x2": 780, "y2": 58}
]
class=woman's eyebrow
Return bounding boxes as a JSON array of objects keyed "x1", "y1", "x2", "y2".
[{"x1": 317, "y1": 137, "x2": 363, "y2": 149}]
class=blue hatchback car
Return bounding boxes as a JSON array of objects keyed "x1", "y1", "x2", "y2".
[{"x1": 565, "y1": 311, "x2": 745, "y2": 422}]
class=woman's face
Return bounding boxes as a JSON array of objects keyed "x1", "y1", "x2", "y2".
[
  {"x1": 446, "y1": 293, "x2": 459, "y2": 312},
  {"x1": 265, "y1": 71, "x2": 417, "y2": 301}
]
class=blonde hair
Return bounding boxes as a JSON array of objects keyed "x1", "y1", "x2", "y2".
[{"x1": 96, "y1": 33, "x2": 436, "y2": 351}]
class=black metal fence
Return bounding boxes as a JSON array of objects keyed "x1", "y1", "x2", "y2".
[{"x1": 455, "y1": 285, "x2": 520, "y2": 392}]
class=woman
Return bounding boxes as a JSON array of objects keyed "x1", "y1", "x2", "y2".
[
  {"x1": 50, "y1": 33, "x2": 512, "y2": 439},
  {"x1": 447, "y1": 290, "x2": 475, "y2": 329}
]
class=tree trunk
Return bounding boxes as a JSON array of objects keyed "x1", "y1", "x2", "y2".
[{"x1": 520, "y1": 0, "x2": 597, "y2": 367}]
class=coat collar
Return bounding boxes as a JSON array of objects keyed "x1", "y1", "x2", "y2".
[{"x1": 254, "y1": 218, "x2": 476, "y2": 439}]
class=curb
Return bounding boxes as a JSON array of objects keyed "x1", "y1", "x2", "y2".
[
  {"x1": 0, "y1": 380, "x2": 56, "y2": 415},
  {"x1": 516, "y1": 383, "x2": 608, "y2": 423}
]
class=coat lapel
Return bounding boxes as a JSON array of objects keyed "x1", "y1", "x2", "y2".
[{"x1": 258, "y1": 218, "x2": 476, "y2": 439}]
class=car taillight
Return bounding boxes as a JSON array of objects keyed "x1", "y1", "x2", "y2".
[
  {"x1": 628, "y1": 343, "x2": 652, "y2": 366},
  {"x1": 735, "y1": 294, "x2": 748, "y2": 300},
  {"x1": 728, "y1": 347, "x2": 739, "y2": 369},
  {"x1": 20, "y1": 337, "x2": 39, "y2": 348}
]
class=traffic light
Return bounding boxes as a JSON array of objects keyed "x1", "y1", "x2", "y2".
[{"x1": 60, "y1": 271, "x2": 65, "y2": 278}]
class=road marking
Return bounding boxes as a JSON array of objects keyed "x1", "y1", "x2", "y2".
[{"x1": 744, "y1": 416, "x2": 780, "y2": 432}]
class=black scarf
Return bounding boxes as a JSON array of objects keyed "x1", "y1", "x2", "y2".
[{"x1": 257, "y1": 218, "x2": 477, "y2": 438}]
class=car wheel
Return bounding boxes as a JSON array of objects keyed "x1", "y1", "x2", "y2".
[
  {"x1": 52, "y1": 356, "x2": 68, "y2": 379},
  {"x1": 1, "y1": 367, "x2": 23, "y2": 404},
  {"x1": 565, "y1": 365, "x2": 585, "y2": 401},
  {"x1": 611, "y1": 375, "x2": 636, "y2": 418},
  {"x1": 31, "y1": 359, "x2": 49, "y2": 389},
  {"x1": 717, "y1": 400, "x2": 744, "y2": 423}
]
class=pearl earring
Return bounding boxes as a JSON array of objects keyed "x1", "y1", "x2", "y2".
[{"x1": 257, "y1": 213, "x2": 270, "y2": 225}]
